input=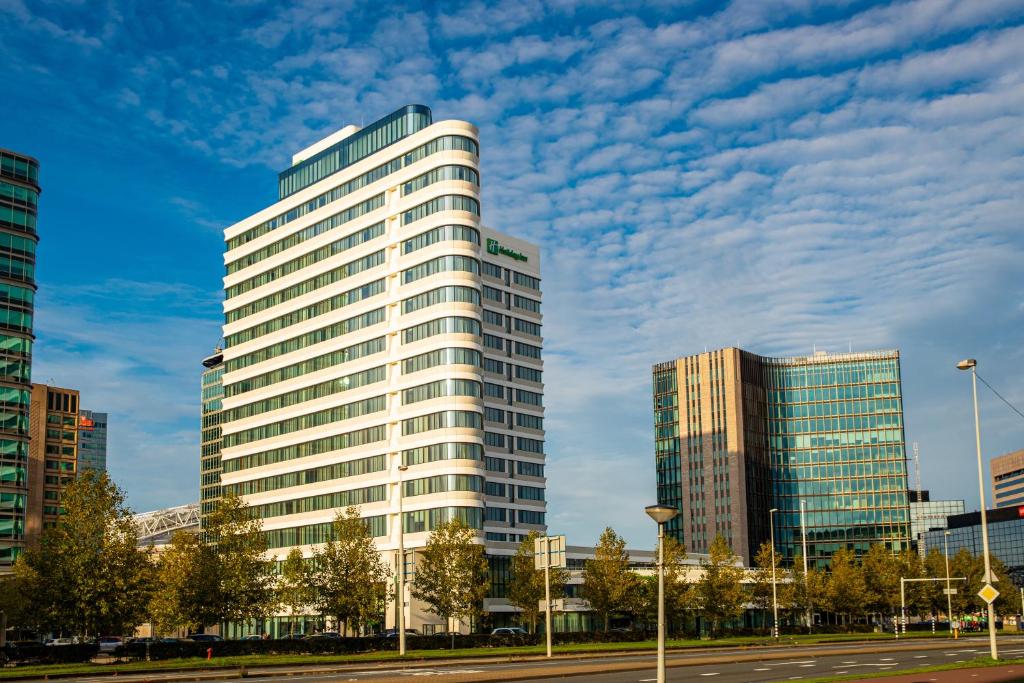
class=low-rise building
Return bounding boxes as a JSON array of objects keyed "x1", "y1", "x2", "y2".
[
  {"x1": 992, "y1": 449, "x2": 1024, "y2": 509},
  {"x1": 921, "y1": 505, "x2": 1024, "y2": 587}
]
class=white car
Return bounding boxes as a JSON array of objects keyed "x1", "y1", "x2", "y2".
[
  {"x1": 46, "y1": 638, "x2": 75, "y2": 646},
  {"x1": 98, "y1": 637, "x2": 123, "y2": 653}
]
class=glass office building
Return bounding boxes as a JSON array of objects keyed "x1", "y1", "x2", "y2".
[
  {"x1": 200, "y1": 350, "x2": 224, "y2": 528},
  {"x1": 0, "y1": 149, "x2": 39, "y2": 568},
  {"x1": 653, "y1": 348, "x2": 911, "y2": 566},
  {"x1": 909, "y1": 490, "x2": 964, "y2": 556},
  {"x1": 77, "y1": 410, "x2": 108, "y2": 473},
  {"x1": 922, "y1": 506, "x2": 1024, "y2": 587}
]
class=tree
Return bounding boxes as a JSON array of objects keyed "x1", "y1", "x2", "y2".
[
  {"x1": 309, "y1": 507, "x2": 391, "y2": 635},
  {"x1": 690, "y1": 535, "x2": 745, "y2": 638},
  {"x1": 790, "y1": 553, "x2": 827, "y2": 631},
  {"x1": 277, "y1": 548, "x2": 312, "y2": 635},
  {"x1": 749, "y1": 541, "x2": 786, "y2": 634},
  {"x1": 825, "y1": 548, "x2": 866, "y2": 630},
  {"x1": 411, "y1": 518, "x2": 489, "y2": 634},
  {"x1": 204, "y1": 491, "x2": 276, "y2": 625},
  {"x1": 507, "y1": 531, "x2": 568, "y2": 632},
  {"x1": 580, "y1": 527, "x2": 635, "y2": 631},
  {"x1": 862, "y1": 544, "x2": 903, "y2": 624},
  {"x1": 15, "y1": 470, "x2": 154, "y2": 636},
  {"x1": 922, "y1": 548, "x2": 951, "y2": 619},
  {"x1": 149, "y1": 531, "x2": 221, "y2": 635},
  {"x1": 949, "y1": 547, "x2": 983, "y2": 618}
]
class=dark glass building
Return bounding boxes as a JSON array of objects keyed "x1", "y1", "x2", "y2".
[
  {"x1": 922, "y1": 506, "x2": 1024, "y2": 587},
  {"x1": 654, "y1": 348, "x2": 911, "y2": 566},
  {"x1": 0, "y1": 149, "x2": 38, "y2": 568}
]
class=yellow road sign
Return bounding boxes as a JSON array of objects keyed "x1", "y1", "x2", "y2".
[{"x1": 978, "y1": 583, "x2": 1000, "y2": 604}]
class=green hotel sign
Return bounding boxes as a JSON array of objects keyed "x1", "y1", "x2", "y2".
[{"x1": 486, "y1": 238, "x2": 528, "y2": 262}]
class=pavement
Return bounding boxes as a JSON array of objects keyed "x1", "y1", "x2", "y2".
[{"x1": 14, "y1": 637, "x2": 1024, "y2": 683}]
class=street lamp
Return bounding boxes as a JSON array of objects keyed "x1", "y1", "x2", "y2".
[
  {"x1": 769, "y1": 508, "x2": 779, "y2": 639},
  {"x1": 646, "y1": 504, "x2": 679, "y2": 683},
  {"x1": 957, "y1": 358, "x2": 998, "y2": 660},
  {"x1": 800, "y1": 499, "x2": 811, "y2": 633},
  {"x1": 944, "y1": 531, "x2": 953, "y2": 637},
  {"x1": 397, "y1": 463, "x2": 409, "y2": 656}
]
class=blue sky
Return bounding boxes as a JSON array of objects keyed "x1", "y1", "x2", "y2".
[{"x1": 2, "y1": 0, "x2": 1023, "y2": 548}]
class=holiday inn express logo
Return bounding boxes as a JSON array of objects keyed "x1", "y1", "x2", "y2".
[{"x1": 486, "y1": 238, "x2": 528, "y2": 262}]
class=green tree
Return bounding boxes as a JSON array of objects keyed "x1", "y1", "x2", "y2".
[
  {"x1": 204, "y1": 491, "x2": 276, "y2": 625},
  {"x1": 309, "y1": 507, "x2": 391, "y2": 635},
  {"x1": 580, "y1": 527, "x2": 635, "y2": 631},
  {"x1": 15, "y1": 471, "x2": 154, "y2": 637},
  {"x1": 922, "y1": 547, "x2": 951, "y2": 619},
  {"x1": 825, "y1": 548, "x2": 866, "y2": 630},
  {"x1": 411, "y1": 517, "x2": 489, "y2": 633},
  {"x1": 949, "y1": 547, "x2": 983, "y2": 618},
  {"x1": 277, "y1": 548, "x2": 312, "y2": 635},
  {"x1": 749, "y1": 541, "x2": 786, "y2": 634},
  {"x1": 898, "y1": 548, "x2": 928, "y2": 618},
  {"x1": 691, "y1": 535, "x2": 745, "y2": 638},
  {"x1": 790, "y1": 553, "x2": 827, "y2": 631},
  {"x1": 862, "y1": 544, "x2": 903, "y2": 624},
  {"x1": 989, "y1": 556, "x2": 1022, "y2": 616},
  {"x1": 149, "y1": 531, "x2": 220, "y2": 634},
  {"x1": 507, "y1": 531, "x2": 568, "y2": 632}
]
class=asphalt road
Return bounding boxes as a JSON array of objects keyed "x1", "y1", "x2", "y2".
[{"x1": 45, "y1": 638, "x2": 1024, "y2": 683}]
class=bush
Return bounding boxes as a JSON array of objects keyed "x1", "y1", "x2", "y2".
[{"x1": 3, "y1": 643, "x2": 99, "y2": 665}]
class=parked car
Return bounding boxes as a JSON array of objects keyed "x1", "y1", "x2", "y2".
[
  {"x1": 127, "y1": 637, "x2": 153, "y2": 645},
  {"x1": 382, "y1": 629, "x2": 420, "y2": 638},
  {"x1": 188, "y1": 634, "x2": 223, "y2": 642},
  {"x1": 45, "y1": 638, "x2": 75, "y2": 646},
  {"x1": 98, "y1": 637, "x2": 123, "y2": 653},
  {"x1": 278, "y1": 633, "x2": 305, "y2": 640},
  {"x1": 490, "y1": 627, "x2": 529, "y2": 636},
  {"x1": 304, "y1": 631, "x2": 341, "y2": 640},
  {"x1": 241, "y1": 634, "x2": 264, "y2": 641}
]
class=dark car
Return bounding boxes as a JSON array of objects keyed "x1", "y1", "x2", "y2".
[
  {"x1": 490, "y1": 627, "x2": 528, "y2": 636},
  {"x1": 188, "y1": 634, "x2": 223, "y2": 642},
  {"x1": 278, "y1": 633, "x2": 306, "y2": 640},
  {"x1": 382, "y1": 629, "x2": 420, "y2": 638},
  {"x1": 304, "y1": 631, "x2": 341, "y2": 640}
]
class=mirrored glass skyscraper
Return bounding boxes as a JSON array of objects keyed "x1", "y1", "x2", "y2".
[
  {"x1": 0, "y1": 149, "x2": 38, "y2": 569},
  {"x1": 654, "y1": 348, "x2": 911, "y2": 566}
]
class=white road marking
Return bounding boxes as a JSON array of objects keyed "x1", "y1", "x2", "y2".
[
  {"x1": 880, "y1": 657, "x2": 894, "y2": 661},
  {"x1": 800, "y1": 664, "x2": 815, "y2": 667},
  {"x1": 914, "y1": 655, "x2": 928, "y2": 658},
  {"x1": 698, "y1": 674, "x2": 719, "y2": 677},
  {"x1": 753, "y1": 668, "x2": 770, "y2": 672}
]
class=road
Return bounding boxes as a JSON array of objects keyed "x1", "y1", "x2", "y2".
[{"x1": 40, "y1": 637, "x2": 1024, "y2": 683}]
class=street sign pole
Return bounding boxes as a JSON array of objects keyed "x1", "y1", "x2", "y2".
[{"x1": 535, "y1": 535, "x2": 565, "y2": 658}]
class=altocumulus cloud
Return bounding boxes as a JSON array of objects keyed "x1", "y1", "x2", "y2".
[{"x1": 1, "y1": 0, "x2": 1022, "y2": 546}]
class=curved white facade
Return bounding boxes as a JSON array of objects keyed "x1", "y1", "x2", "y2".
[{"x1": 218, "y1": 109, "x2": 545, "y2": 629}]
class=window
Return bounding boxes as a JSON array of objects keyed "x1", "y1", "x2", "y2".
[
  {"x1": 518, "y1": 486, "x2": 545, "y2": 501},
  {"x1": 486, "y1": 456, "x2": 506, "y2": 472},
  {"x1": 485, "y1": 506, "x2": 507, "y2": 522},
  {"x1": 222, "y1": 395, "x2": 386, "y2": 448},
  {"x1": 516, "y1": 413, "x2": 543, "y2": 430},
  {"x1": 512, "y1": 295, "x2": 540, "y2": 313},
  {"x1": 225, "y1": 337, "x2": 385, "y2": 396},
  {"x1": 514, "y1": 342, "x2": 541, "y2": 359},
  {"x1": 484, "y1": 358, "x2": 505, "y2": 374},
  {"x1": 402, "y1": 165, "x2": 479, "y2": 195},
  {"x1": 404, "y1": 506, "x2": 483, "y2": 533},
  {"x1": 482, "y1": 310, "x2": 503, "y2": 326},
  {"x1": 483, "y1": 262, "x2": 502, "y2": 279},
  {"x1": 402, "y1": 195, "x2": 480, "y2": 225},
  {"x1": 515, "y1": 366, "x2": 543, "y2": 383},
  {"x1": 403, "y1": 442, "x2": 483, "y2": 466},
  {"x1": 251, "y1": 484, "x2": 386, "y2": 519},
  {"x1": 486, "y1": 482, "x2": 507, "y2": 497},
  {"x1": 515, "y1": 389, "x2": 543, "y2": 406},
  {"x1": 402, "y1": 378, "x2": 482, "y2": 404},
  {"x1": 516, "y1": 437, "x2": 544, "y2": 453},
  {"x1": 513, "y1": 271, "x2": 540, "y2": 290},
  {"x1": 482, "y1": 285, "x2": 504, "y2": 303},
  {"x1": 224, "y1": 366, "x2": 386, "y2": 422},
  {"x1": 403, "y1": 224, "x2": 480, "y2": 253},
  {"x1": 484, "y1": 407, "x2": 505, "y2": 423},
  {"x1": 264, "y1": 514, "x2": 387, "y2": 548},
  {"x1": 402, "y1": 255, "x2": 480, "y2": 284},
  {"x1": 403, "y1": 316, "x2": 480, "y2": 344},
  {"x1": 404, "y1": 474, "x2": 483, "y2": 497},
  {"x1": 222, "y1": 425, "x2": 386, "y2": 473},
  {"x1": 402, "y1": 285, "x2": 480, "y2": 314},
  {"x1": 484, "y1": 382, "x2": 506, "y2": 399},
  {"x1": 514, "y1": 318, "x2": 541, "y2": 336},
  {"x1": 518, "y1": 509, "x2": 546, "y2": 525},
  {"x1": 403, "y1": 347, "x2": 482, "y2": 374},
  {"x1": 517, "y1": 461, "x2": 544, "y2": 477},
  {"x1": 483, "y1": 334, "x2": 505, "y2": 351},
  {"x1": 401, "y1": 410, "x2": 483, "y2": 435}
]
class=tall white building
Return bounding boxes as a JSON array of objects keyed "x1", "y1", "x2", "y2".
[{"x1": 219, "y1": 105, "x2": 545, "y2": 634}]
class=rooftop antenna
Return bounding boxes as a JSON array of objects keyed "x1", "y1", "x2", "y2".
[
  {"x1": 848, "y1": 341, "x2": 853, "y2": 353},
  {"x1": 913, "y1": 442, "x2": 923, "y2": 504}
]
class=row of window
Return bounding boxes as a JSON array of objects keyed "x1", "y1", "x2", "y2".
[
  {"x1": 404, "y1": 506, "x2": 482, "y2": 533},
  {"x1": 402, "y1": 378, "x2": 481, "y2": 404},
  {"x1": 404, "y1": 474, "x2": 483, "y2": 497},
  {"x1": 402, "y1": 254, "x2": 479, "y2": 284},
  {"x1": 403, "y1": 224, "x2": 479, "y2": 254},
  {"x1": 403, "y1": 442, "x2": 483, "y2": 466},
  {"x1": 0, "y1": 180, "x2": 37, "y2": 208},
  {"x1": 222, "y1": 395, "x2": 385, "y2": 448},
  {"x1": 401, "y1": 165, "x2": 479, "y2": 196},
  {"x1": 222, "y1": 424, "x2": 385, "y2": 473},
  {"x1": 225, "y1": 279, "x2": 384, "y2": 347},
  {"x1": 251, "y1": 484, "x2": 386, "y2": 520},
  {"x1": 0, "y1": 255, "x2": 34, "y2": 284},
  {"x1": 402, "y1": 285, "x2": 479, "y2": 314},
  {"x1": 226, "y1": 250, "x2": 385, "y2": 323},
  {"x1": 264, "y1": 514, "x2": 387, "y2": 548},
  {"x1": 403, "y1": 316, "x2": 479, "y2": 344},
  {"x1": 0, "y1": 206, "x2": 36, "y2": 235},
  {"x1": 226, "y1": 194, "x2": 385, "y2": 274},
  {"x1": 403, "y1": 347, "x2": 481, "y2": 374},
  {"x1": 226, "y1": 454, "x2": 386, "y2": 496},
  {"x1": 401, "y1": 409, "x2": 482, "y2": 436},
  {"x1": 484, "y1": 456, "x2": 545, "y2": 478},
  {"x1": 0, "y1": 232, "x2": 35, "y2": 259},
  {"x1": 223, "y1": 366, "x2": 386, "y2": 422},
  {"x1": 401, "y1": 195, "x2": 480, "y2": 226},
  {"x1": 483, "y1": 507, "x2": 546, "y2": 525},
  {"x1": 225, "y1": 308, "x2": 385, "y2": 373},
  {"x1": 224, "y1": 337, "x2": 385, "y2": 397},
  {"x1": 227, "y1": 223, "x2": 385, "y2": 300}
]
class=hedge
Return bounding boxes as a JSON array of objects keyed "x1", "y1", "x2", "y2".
[{"x1": 2, "y1": 643, "x2": 99, "y2": 665}]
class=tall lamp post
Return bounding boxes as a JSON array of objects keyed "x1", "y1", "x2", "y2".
[
  {"x1": 646, "y1": 504, "x2": 679, "y2": 683},
  {"x1": 769, "y1": 508, "x2": 779, "y2": 639},
  {"x1": 800, "y1": 499, "x2": 811, "y2": 632},
  {"x1": 943, "y1": 531, "x2": 953, "y2": 637},
  {"x1": 956, "y1": 358, "x2": 997, "y2": 661},
  {"x1": 396, "y1": 464, "x2": 409, "y2": 656}
]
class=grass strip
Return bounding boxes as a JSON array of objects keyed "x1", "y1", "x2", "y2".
[{"x1": 801, "y1": 656, "x2": 1024, "y2": 682}]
